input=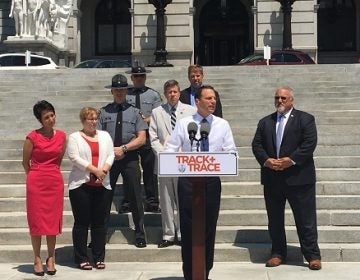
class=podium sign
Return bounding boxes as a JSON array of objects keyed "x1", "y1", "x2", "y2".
[{"x1": 158, "y1": 152, "x2": 238, "y2": 177}]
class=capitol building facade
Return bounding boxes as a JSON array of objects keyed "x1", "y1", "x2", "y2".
[{"x1": 0, "y1": 0, "x2": 359, "y2": 66}]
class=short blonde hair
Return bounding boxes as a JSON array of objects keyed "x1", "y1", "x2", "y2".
[
  {"x1": 188, "y1": 64, "x2": 203, "y2": 76},
  {"x1": 79, "y1": 107, "x2": 98, "y2": 122}
]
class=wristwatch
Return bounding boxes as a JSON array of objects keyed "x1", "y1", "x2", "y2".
[{"x1": 121, "y1": 145, "x2": 128, "y2": 154}]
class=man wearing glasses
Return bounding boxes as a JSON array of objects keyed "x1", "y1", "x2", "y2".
[
  {"x1": 252, "y1": 86, "x2": 322, "y2": 270},
  {"x1": 125, "y1": 64, "x2": 162, "y2": 213}
]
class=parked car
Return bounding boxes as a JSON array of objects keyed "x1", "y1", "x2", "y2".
[
  {"x1": 0, "y1": 53, "x2": 58, "y2": 69},
  {"x1": 74, "y1": 59, "x2": 131, "y2": 68},
  {"x1": 237, "y1": 50, "x2": 315, "y2": 65}
]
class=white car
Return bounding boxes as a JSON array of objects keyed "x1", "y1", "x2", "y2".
[{"x1": 0, "y1": 53, "x2": 58, "y2": 70}]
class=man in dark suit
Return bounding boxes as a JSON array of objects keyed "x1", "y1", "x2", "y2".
[
  {"x1": 252, "y1": 86, "x2": 322, "y2": 270},
  {"x1": 180, "y1": 64, "x2": 223, "y2": 117}
]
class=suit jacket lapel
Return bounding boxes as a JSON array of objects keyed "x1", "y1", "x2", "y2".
[
  {"x1": 282, "y1": 108, "x2": 296, "y2": 142},
  {"x1": 161, "y1": 104, "x2": 172, "y2": 133},
  {"x1": 271, "y1": 112, "x2": 277, "y2": 151}
]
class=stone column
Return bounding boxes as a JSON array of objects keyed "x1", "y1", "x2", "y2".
[
  {"x1": 148, "y1": 0, "x2": 173, "y2": 66},
  {"x1": 276, "y1": 0, "x2": 296, "y2": 50}
]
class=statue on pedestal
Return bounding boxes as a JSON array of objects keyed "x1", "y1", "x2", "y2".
[
  {"x1": 9, "y1": 0, "x2": 26, "y2": 37},
  {"x1": 7, "y1": 0, "x2": 73, "y2": 48}
]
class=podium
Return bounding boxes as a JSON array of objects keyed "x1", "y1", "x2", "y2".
[{"x1": 159, "y1": 152, "x2": 238, "y2": 280}]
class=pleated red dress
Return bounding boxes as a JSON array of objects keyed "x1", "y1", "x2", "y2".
[{"x1": 26, "y1": 129, "x2": 66, "y2": 235}]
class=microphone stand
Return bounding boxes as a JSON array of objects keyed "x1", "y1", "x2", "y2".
[{"x1": 189, "y1": 137, "x2": 202, "y2": 152}]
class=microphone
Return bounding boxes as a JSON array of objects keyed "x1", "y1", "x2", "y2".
[
  {"x1": 200, "y1": 122, "x2": 211, "y2": 140},
  {"x1": 200, "y1": 121, "x2": 210, "y2": 152},
  {"x1": 187, "y1": 122, "x2": 198, "y2": 146}
]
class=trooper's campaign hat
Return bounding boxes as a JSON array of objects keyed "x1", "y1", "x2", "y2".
[
  {"x1": 125, "y1": 62, "x2": 151, "y2": 75},
  {"x1": 105, "y1": 74, "x2": 132, "y2": 89}
]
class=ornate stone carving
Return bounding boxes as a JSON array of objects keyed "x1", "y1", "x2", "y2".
[{"x1": 8, "y1": 0, "x2": 73, "y2": 48}]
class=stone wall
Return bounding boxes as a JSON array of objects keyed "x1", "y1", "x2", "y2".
[
  {"x1": 0, "y1": 0, "x2": 13, "y2": 52},
  {"x1": 254, "y1": 0, "x2": 317, "y2": 60}
]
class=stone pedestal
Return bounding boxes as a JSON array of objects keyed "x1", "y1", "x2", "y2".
[{"x1": 4, "y1": 36, "x2": 74, "y2": 67}]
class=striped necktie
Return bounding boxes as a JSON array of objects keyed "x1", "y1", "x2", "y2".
[{"x1": 171, "y1": 107, "x2": 176, "y2": 130}]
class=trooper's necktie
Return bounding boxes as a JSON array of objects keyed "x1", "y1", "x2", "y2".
[
  {"x1": 171, "y1": 107, "x2": 176, "y2": 130},
  {"x1": 114, "y1": 104, "x2": 123, "y2": 146},
  {"x1": 276, "y1": 114, "x2": 285, "y2": 158},
  {"x1": 135, "y1": 89, "x2": 141, "y2": 109}
]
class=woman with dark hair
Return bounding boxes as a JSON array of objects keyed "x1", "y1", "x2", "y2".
[
  {"x1": 67, "y1": 107, "x2": 114, "y2": 270},
  {"x1": 22, "y1": 100, "x2": 66, "y2": 276}
]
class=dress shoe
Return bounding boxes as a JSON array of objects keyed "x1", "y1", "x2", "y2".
[
  {"x1": 265, "y1": 256, "x2": 285, "y2": 267},
  {"x1": 34, "y1": 270, "x2": 45, "y2": 277},
  {"x1": 119, "y1": 205, "x2": 131, "y2": 214},
  {"x1": 158, "y1": 240, "x2": 174, "y2": 248},
  {"x1": 174, "y1": 240, "x2": 182, "y2": 246},
  {"x1": 46, "y1": 257, "x2": 57, "y2": 275},
  {"x1": 309, "y1": 259, "x2": 322, "y2": 270},
  {"x1": 135, "y1": 238, "x2": 147, "y2": 248},
  {"x1": 34, "y1": 259, "x2": 44, "y2": 276},
  {"x1": 145, "y1": 205, "x2": 161, "y2": 213}
]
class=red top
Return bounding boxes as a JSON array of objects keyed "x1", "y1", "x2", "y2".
[{"x1": 82, "y1": 136, "x2": 102, "y2": 187}]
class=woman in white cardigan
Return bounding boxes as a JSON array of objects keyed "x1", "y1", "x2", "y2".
[{"x1": 67, "y1": 107, "x2": 114, "y2": 270}]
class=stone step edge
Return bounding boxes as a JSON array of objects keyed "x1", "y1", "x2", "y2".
[
  {"x1": 1, "y1": 209, "x2": 360, "y2": 217},
  {"x1": 1, "y1": 225, "x2": 360, "y2": 233},
  {"x1": 1, "y1": 194, "x2": 360, "y2": 202},
  {"x1": 0, "y1": 242, "x2": 359, "y2": 250}
]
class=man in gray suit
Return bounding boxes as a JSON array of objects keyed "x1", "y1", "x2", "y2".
[{"x1": 149, "y1": 80, "x2": 196, "y2": 248}]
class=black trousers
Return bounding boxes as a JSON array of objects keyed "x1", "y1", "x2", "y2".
[
  {"x1": 264, "y1": 182, "x2": 321, "y2": 261},
  {"x1": 69, "y1": 184, "x2": 109, "y2": 264},
  {"x1": 122, "y1": 142, "x2": 159, "y2": 209},
  {"x1": 178, "y1": 177, "x2": 221, "y2": 280},
  {"x1": 107, "y1": 153, "x2": 145, "y2": 239}
]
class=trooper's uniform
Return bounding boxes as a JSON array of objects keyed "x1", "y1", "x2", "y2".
[
  {"x1": 125, "y1": 74, "x2": 162, "y2": 211},
  {"x1": 98, "y1": 87, "x2": 148, "y2": 243}
]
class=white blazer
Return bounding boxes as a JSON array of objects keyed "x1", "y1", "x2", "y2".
[
  {"x1": 67, "y1": 130, "x2": 115, "y2": 190},
  {"x1": 149, "y1": 101, "x2": 196, "y2": 174}
]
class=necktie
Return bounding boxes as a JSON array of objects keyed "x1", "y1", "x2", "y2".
[
  {"x1": 135, "y1": 89, "x2": 141, "y2": 109},
  {"x1": 276, "y1": 114, "x2": 285, "y2": 158},
  {"x1": 201, "y1": 118, "x2": 209, "y2": 152},
  {"x1": 190, "y1": 88, "x2": 196, "y2": 106},
  {"x1": 171, "y1": 107, "x2": 176, "y2": 130},
  {"x1": 114, "y1": 104, "x2": 123, "y2": 146}
]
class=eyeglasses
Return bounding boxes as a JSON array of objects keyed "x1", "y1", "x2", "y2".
[
  {"x1": 133, "y1": 75, "x2": 146, "y2": 78},
  {"x1": 274, "y1": 96, "x2": 287, "y2": 101},
  {"x1": 86, "y1": 119, "x2": 98, "y2": 122}
]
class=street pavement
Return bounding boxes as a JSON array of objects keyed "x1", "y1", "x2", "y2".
[{"x1": 1, "y1": 262, "x2": 360, "y2": 280}]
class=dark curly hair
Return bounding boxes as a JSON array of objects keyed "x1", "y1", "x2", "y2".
[{"x1": 33, "y1": 100, "x2": 55, "y2": 122}]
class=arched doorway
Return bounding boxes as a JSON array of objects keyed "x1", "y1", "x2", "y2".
[
  {"x1": 317, "y1": 0, "x2": 357, "y2": 62},
  {"x1": 95, "y1": 0, "x2": 131, "y2": 55},
  {"x1": 196, "y1": 0, "x2": 250, "y2": 66}
]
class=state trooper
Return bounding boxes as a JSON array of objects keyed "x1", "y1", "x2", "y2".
[
  {"x1": 97, "y1": 74, "x2": 148, "y2": 248},
  {"x1": 123, "y1": 64, "x2": 162, "y2": 213}
]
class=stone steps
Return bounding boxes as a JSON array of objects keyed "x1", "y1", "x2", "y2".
[
  {"x1": 0, "y1": 243, "x2": 358, "y2": 263},
  {"x1": 1, "y1": 65, "x2": 360, "y2": 263},
  {"x1": 0, "y1": 225, "x2": 359, "y2": 245},
  {"x1": 1, "y1": 194, "x2": 360, "y2": 212},
  {"x1": 0, "y1": 209, "x2": 359, "y2": 229},
  {"x1": 1, "y1": 168, "x2": 360, "y2": 184},
  {"x1": 1, "y1": 156, "x2": 359, "y2": 172},
  {"x1": 0, "y1": 181, "x2": 359, "y2": 198}
]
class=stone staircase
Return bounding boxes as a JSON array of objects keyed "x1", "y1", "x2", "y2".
[{"x1": 0, "y1": 65, "x2": 360, "y2": 263}]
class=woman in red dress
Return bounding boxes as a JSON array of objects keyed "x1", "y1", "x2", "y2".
[{"x1": 22, "y1": 100, "x2": 66, "y2": 276}]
